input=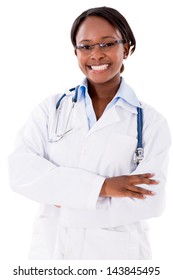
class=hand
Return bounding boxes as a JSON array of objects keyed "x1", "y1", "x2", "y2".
[{"x1": 100, "y1": 173, "x2": 158, "y2": 199}]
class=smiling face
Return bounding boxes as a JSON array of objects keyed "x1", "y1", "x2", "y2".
[{"x1": 75, "y1": 16, "x2": 130, "y2": 86}]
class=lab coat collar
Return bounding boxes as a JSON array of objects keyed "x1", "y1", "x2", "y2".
[
  {"x1": 116, "y1": 78, "x2": 141, "y2": 108},
  {"x1": 74, "y1": 99, "x2": 121, "y2": 135},
  {"x1": 78, "y1": 77, "x2": 141, "y2": 114},
  {"x1": 74, "y1": 77, "x2": 141, "y2": 134}
]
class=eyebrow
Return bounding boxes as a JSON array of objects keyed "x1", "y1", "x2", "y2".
[{"x1": 78, "y1": 36, "x2": 117, "y2": 43}]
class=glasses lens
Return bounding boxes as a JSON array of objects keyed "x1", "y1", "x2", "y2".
[
  {"x1": 76, "y1": 44, "x2": 93, "y2": 51},
  {"x1": 76, "y1": 40, "x2": 125, "y2": 52}
]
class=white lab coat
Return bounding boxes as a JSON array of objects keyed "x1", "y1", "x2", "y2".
[{"x1": 8, "y1": 79, "x2": 171, "y2": 260}]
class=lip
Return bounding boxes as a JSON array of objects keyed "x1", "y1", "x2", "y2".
[{"x1": 87, "y1": 63, "x2": 110, "y2": 72}]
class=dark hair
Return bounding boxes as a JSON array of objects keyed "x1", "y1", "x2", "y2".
[{"x1": 71, "y1": 6, "x2": 136, "y2": 55}]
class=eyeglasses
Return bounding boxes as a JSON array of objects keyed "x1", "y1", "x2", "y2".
[{"x1": 75, "y1": 39, "x2": 126, "y2": 53}]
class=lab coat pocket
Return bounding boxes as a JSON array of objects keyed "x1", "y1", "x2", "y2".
[
  {"x1": 103, "y1": 133, "x2": 137, "y2": 175},
  {"x1": 83, "y1": 228, "x2": 129, "y2": 260},
  {"x1": 29, "y1": 216, "x2": 59, "y2": 260}
]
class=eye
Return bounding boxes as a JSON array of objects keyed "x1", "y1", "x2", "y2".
[
  {"x1": 77, "y1": 44, "x2": 92, "y2": 50},
  {"x1": 101, "y1": 42, "x2": 115, "y2": 48},
  {"x1": 82, "y1": 45, "x2": 92, "y2": 50}
]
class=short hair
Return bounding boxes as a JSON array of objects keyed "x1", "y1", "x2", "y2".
[{"x1": 71, "y1": 6, "x2": 136, "y2": 55}]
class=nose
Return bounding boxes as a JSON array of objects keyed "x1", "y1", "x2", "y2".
[{"x1": 90, "y1": 45, "x2": 106, "y2": 60}]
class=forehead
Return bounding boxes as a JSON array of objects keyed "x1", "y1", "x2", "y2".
[{"x1": 76, "y1": 16, "x2": 122, "y2": 42}]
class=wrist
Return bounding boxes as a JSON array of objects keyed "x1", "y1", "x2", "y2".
[{"x1": 99, "y1": 178, "x2": 108, "y2": 197}]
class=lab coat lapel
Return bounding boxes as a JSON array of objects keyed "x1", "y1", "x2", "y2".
[
  {"x1": 88, "y1": 106, "x2": 121, "y2": 135},
  {"x1": 73, "y1": 99, "x2": 136, "y2": 136},
  {"x1": 73, "y1": 100, "x2": 89, "y2": 133}
]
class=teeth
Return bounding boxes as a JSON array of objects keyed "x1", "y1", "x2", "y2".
[{"x1": 91, "y1": 64, "x2": 109, "y2": 71}]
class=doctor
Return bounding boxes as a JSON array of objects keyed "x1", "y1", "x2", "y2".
[{"x1": 9, "y1": 6, "x2": 171, "y2": 260}]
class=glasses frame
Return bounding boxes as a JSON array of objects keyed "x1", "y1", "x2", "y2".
[{"x1": 75, "y1": 39, "x2": 126, "y2": 51}]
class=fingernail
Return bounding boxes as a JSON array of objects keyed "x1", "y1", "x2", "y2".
[
  {"x1": 151, "y1": 191, "x2": 156, "y2": 195},
  {"x1": 154, "y1": 180, "x2": 159, "y2": 184},
  {"x1": 151, "y1": 180, "x2": 159, "y2": 184}
]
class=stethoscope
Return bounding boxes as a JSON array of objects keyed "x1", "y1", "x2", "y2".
[{"x1": 53, "y1": 86, "x2": 144, "y2": 165}]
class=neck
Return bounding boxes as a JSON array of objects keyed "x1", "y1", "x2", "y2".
[{"x1": 88, "y1": 76, "x2": 121, "y2": 101}]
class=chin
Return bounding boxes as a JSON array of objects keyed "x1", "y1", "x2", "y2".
[{"x1": 87, "y1": 75, "x2": 117, "y2": 85}]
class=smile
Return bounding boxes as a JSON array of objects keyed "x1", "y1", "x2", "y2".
[{"x1": 90, "y1": 64, "x2": 109, "y2": 71}]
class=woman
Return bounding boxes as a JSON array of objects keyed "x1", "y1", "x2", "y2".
[{"x1": 8, "y1": 6, "x2": 171, "y2": 259}]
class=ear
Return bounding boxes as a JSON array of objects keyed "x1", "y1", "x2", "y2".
[
  {"x1": 74, "y1": 49, "x2": 77, "y2": 56},
  {"x1": 123, "y1": 42, "x2": 130, "y2": 59}
]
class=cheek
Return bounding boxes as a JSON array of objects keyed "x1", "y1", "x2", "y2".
[
  {"x1": 113, "y1": 50, "x2": 124, "y2": 62},
  {"x1": 76, "y1": 55, "x2": 87, "y2": 71},
  {"x1": 111, "y1": 45, "x2": 125, "y2": 60},
  {"x1": 111, "y1": 54, "x2": 124, "y2": 72}
]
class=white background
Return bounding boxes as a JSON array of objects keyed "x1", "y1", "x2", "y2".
[{"x1": 0, "y1": 0, "x2": 172, "y2": 277}]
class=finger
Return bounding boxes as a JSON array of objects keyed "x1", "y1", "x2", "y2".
[
  {"x1": 138, "y1": 173, "x2": 159, "y2": 184},
  {"x1": 128, "y1": 173, "x2": 153, "y2": 180},
  {"x1": 127, "y1": 185, "x2": 156, "y2": 196},
  {"x1": 54, "y1": 205, "x2": 61, "y2": 208},
  {"x1": 140, "y1": 173, "x2": 155, "y2": 178},
  {"x1": 129, "y1": 174, "x2": 159, "y2": 185},
  {"x1": 139, "y1": 178, "x2": 159, "y2": 185},
  {"x1": 124, "y1": 190, "x2": 147, "y2": 199}
]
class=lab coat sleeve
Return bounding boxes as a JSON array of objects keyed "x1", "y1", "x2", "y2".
[
  {"x1": 109, "y1": 115, "x2": 171, "y2": 225},
  {"x1": 8, "y1": 101, "x2": 105, "y2": 209}
]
